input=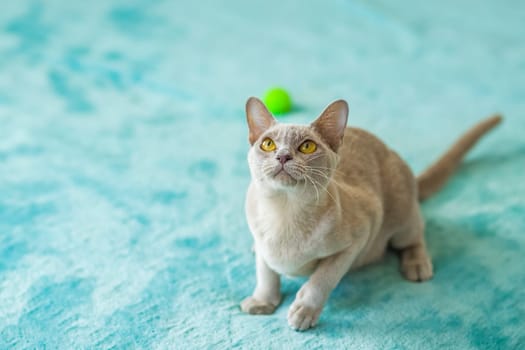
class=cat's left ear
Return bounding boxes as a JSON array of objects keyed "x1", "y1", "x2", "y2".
[
  {"x1": 246, "y1": 97, "x2": 277, "y2": 145},
  {"x1": 311, "y1": 100, "x2": 348, "y2": 152}
]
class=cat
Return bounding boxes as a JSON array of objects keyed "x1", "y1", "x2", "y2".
[{"x1": 240, "y1": 97, "x2": 502, "y2": 331}]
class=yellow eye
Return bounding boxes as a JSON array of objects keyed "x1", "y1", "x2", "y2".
[
  {"x1": 260, "y1": 138, "x2": 276, "y2": 152},
  {"x1": 299, "y1": 140, "x2": 317, "y2": 154}
]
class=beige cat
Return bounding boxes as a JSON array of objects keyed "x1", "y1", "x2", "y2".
[{"x1": 240, "y1": 97, "x2": 501, "y2": 331}]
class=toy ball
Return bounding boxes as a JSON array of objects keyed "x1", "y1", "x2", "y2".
[{"x1": 263, "y1": 87, "x2": 292, "y2": 115}]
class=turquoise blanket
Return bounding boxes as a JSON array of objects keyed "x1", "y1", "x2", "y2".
[{"x1": 0, "y1": 1, "x2": 523, "y2": 349}]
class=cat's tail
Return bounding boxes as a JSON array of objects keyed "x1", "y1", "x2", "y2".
[{"x1": 417, "y1": 115, "x2": 502, "y2": 201}]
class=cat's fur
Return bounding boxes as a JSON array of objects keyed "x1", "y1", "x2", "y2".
[{"x1": 240, "y1": 97, "x2": 502, "y2": 331}]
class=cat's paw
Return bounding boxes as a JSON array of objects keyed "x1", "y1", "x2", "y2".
[
  {"x1": 401, "y1": 249, "x2": 433, "y2": 282},
  {"x1": 240, "y1": 297, "x2": 277, "y2": 315},
  {"x1": 287, "y1": 301, "x2": 322, "y2": 331}
]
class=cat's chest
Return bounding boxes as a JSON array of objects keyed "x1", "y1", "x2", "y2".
[{"x1": 251, "y1": 209, "x2": 335, "y2": 276}]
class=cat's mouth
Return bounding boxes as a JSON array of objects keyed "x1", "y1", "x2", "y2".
[
  {"x1": 274, "y1": 167, "x2": 289, "y2": 176},
  {"x1": 273, "y1": 166, "x2": 293, "y2": 177},
  {"x1": 272, "y1": 167, "x2": 299, "y2": 186}
]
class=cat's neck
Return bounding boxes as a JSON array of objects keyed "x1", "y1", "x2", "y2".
[{"x1": 254, "y1": 181, "x2": 336, "y2": 216}]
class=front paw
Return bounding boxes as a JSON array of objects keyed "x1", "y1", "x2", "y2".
[
  {"x1": 287, "y1": 300, "x2": 322, "y2": 331},
  {"x1": 400, "y1": 246, "x2": 433, "y2": 282},
  {"x1": 241, "y1": 297, "x2": 277, "y2": 315}
]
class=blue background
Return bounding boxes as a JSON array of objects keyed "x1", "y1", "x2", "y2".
[{"x1": 0, "y1": 1, "x2": 524, "y2": 349}]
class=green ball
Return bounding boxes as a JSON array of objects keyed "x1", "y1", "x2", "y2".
[{"x1": 263, "y1": 87, "x2": 292, "y2": 115}]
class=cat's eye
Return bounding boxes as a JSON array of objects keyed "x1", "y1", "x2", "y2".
[
  {"x1": 260, "y1": 138, "x2": 277, "y2": 152},
  {"x1": 299, "y1": 140, "x2": 317, "y2": 154}
]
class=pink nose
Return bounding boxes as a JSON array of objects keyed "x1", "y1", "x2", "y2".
[{"x1": 276, "y1": 154, "x2": 292, "y2": 165}]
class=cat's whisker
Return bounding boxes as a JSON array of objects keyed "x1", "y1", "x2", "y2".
[
  {"x1": 261, "y1": 163, "x2": 279, "y2": 178},
  {"x1": 305, "y1": 169, "x2": 335, "y2": 184},
  {"x1": 306, "y1": 153, "x2": 327, "y2": 162},
  {"x1": 305, "y1": 173, "x2": 336, "y2": 204},
  {"x1": 302, "y1": 175, "x2": 315, "y2": 202},
  {"x1": 312, "y1": 177, "x2": 337, "y2": 204},
  {"x1": 303, "y1": 173, "x2": 321, "y2": 204},
  {"x1": 305, "y1": 168, "x2": 332, "y2": 177},
  {"x1": 304, "y1": 167, "x2": 345, "y2": 189},
  {"x1": 306, "y1": 166, "x2": 345, "y2": 177},
  {"x1": 299, "y1": 167, "x2": 338, "y2": 204}
]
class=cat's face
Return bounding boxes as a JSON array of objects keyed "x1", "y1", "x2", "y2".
[
  {"x1": 246, "y1": 98, "x2": 348, "y2": 194},
  {"x1": 248, "y1": 124, "x2": 337, "y2": 190}
]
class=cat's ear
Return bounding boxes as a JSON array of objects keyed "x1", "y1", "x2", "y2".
[
  {"x1": 246, "y1": 97, "x2": 276, "y2": 145},
  {"x1": 311, "y1": 99, "x2": 349, "y2": 151}
]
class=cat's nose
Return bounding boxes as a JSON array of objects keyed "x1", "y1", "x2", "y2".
[{"x1": 276, "y1": 154, "x2": 293, "y2": 165}]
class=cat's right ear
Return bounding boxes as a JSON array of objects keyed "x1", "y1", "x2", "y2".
[{"x1": 246, "y1": 97, "x2": 276, "y2": 145}]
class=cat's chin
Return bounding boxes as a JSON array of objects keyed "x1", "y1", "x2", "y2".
[{"x1": 270, "y1": 171, "x2": 299, "y2": 188}]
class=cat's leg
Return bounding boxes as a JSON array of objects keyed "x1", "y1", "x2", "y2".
[
  {"x1": 288, "y1": 245, "x2": 362, "y2": 331},
  {"x1": 390, "y1": 206, "x2": 433, "y2": 282},
  {"x1": 241, "y1": 250, "x2": 281, "y2": 315}
]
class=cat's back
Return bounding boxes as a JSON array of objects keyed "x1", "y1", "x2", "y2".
[
  {"x1": 336, "y1": 127, "x2": 416, "y2": 203},
  {"x1": 342, "y1": 127, "x2": 389, "y2": 153},
  {"x1": 337, "y1": 127, "x2": 391, "y2": 178}
]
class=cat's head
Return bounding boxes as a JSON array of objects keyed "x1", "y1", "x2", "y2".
[{"x1": 246, "y1": 97, "x2": 348, "y2": 194}]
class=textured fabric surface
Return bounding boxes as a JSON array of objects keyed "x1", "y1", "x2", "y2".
[{"x1": 0, "y1": 1, "x2": 524, "y2": 349}]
